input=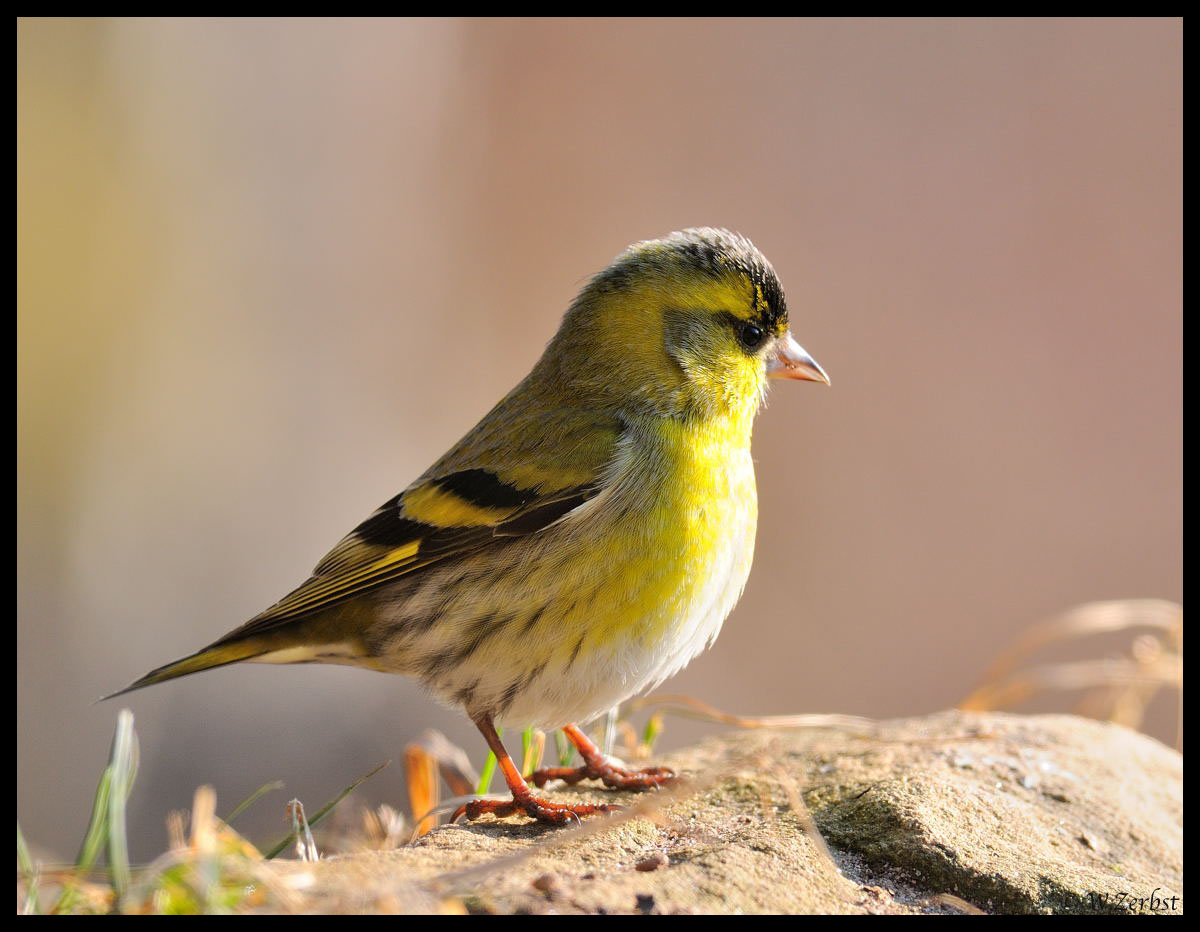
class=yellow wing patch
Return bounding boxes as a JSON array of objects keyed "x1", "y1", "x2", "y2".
[{"x1": 402, "y1": 482, "x2": 513, "y2": 527}]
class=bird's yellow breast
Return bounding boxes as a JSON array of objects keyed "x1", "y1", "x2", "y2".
[
  {"x1": 581, "y1": 411, "x2": 758, "y2": 655},
  {"x1": 371, "y1": 408, "x2": 761, "y2": 729}
]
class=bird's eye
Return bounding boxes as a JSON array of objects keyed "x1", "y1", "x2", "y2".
[{"x1": 738, "y1": 322, "x2": 766, "y2": 350}]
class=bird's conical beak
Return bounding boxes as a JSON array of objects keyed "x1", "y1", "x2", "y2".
[{"x1": 767, "y1": 332, "x2": 830, "y2": 384}]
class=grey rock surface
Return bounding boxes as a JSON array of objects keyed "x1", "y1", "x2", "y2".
[{"x1": 275, "y1": 711, "x2": 1183, "y2": 914}]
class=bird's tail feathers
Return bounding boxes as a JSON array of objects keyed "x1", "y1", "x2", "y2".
[{"x1": 100, "y1": 640, "x2": 270, "y2": 701}]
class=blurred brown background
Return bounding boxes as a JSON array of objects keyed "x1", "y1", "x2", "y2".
[{"x1": 18, "y1": 18, "x2": 1181, "y2": 861}]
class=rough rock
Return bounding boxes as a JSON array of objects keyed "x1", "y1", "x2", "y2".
[{"x1": 273, "y1": 711, "x2": 1183, "y2": 914}]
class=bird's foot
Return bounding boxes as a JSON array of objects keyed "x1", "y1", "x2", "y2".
[
  {"x1": 531, "y1": 761, "x2": 677, "y2": 791},
  {"x1": 451, "y1": 789, "x2": 620, "y2": 825}
]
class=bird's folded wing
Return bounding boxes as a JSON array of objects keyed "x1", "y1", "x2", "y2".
[{"x1": 225, "y1": 406, "x2": 623, "y2": 637}]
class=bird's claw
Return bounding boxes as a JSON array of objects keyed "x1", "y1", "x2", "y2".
[
  {"x1": 532, "y1": 762, "x2": 677, "y2": 791},
  {"x1": 450, "y1": 792, "x2": 620, "y2": 825}
]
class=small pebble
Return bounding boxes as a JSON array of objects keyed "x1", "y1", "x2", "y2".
[
  {"x1": 531, "y1": 873, "x2": 563, "y2": 900},
  {"x1": 635, "y1": 852, "x2": 669, "y2": 872}
]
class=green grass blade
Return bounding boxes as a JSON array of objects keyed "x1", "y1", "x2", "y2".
[
  {"x1": 61, "y1": 712, "x2": 138, "y2": 912},
  {"x1": 263, "y1": 760, "x2": 388, "y2": 860},
  {"x1": 16, "y1": 822, "x2": 35, "y2": 874},
  {"x1": 223, "y1": 780, "x2": 285, "y2": 826},
  {"x1": 520, "y1": 727, "x2": 534, "y2": 777},
  {"x1": 555, "y1": 729, "x2": 574, "y2": 766},
  {"x1": 17, "y1": 823, "x2": 41, "y2": 914},
  {"x1": 475, "y1": 726, "x2": 502, "y2": 795},
  {"x1": 74, "y1": 766, "x2": 114, "y2": 872},
  {"x1": 475, "y1": 752, "x2": 497, "y2": 795},
  {"x1": 641, "y1": 713, "x2": 664, "y2": 753},
  {"x1": 106, "y1": 710, "x2": 138, "y2": 896}
]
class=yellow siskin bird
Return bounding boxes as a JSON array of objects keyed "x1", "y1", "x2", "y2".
[{"x1": 110, "y1": 228, "x2": 829, "y2": 824}]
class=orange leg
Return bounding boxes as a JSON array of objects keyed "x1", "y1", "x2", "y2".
[
  {"x1": 531, "y1": 723, "x2": 676, "y2": 791},
  {"x1": 451, "y1": 716, "x2": 620, "y2": 825}
]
